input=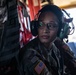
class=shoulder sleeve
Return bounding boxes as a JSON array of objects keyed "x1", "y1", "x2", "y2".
[{"x1": 21, "y1": 48, "x2": 52, "y2": 75}]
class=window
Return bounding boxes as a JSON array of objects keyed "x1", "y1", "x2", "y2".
[{"x1": 65, "y1": 8, "x2": 76, "y2": 42}]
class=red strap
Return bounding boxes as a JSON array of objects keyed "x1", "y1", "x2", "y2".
[{"x1": 17, "y1": 5, "x2": 32, "y2": 46}]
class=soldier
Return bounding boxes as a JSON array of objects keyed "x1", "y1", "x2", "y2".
[
  {"x1": 0, "y1": 0, "x2": 20, "y2": 75},
  {"x1": 19, "y1": 4, "x2": 64, "y2": 75}
]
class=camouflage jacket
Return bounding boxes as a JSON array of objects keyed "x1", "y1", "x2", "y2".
[{"x1": 19, "y1": 38, "x2": 64, "y2": 75}]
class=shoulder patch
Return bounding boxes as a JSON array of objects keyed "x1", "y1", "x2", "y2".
[
  {"x1": 62, "y1": 44, "x2": 70, "y2": 50},
  {"x1": 31, "y1": 56, "x2": 39, "y2": 63},
  {"x1": 34, "y1": 61, "x2": 45, "y2": 74}
]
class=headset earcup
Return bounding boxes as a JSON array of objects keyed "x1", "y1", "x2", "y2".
[
  {"x1": 59, "y1": 23, "x2": 70, "y2": 39},
  {"x1": 30, "y1": 20, "x2": 38, "y2": 36}
]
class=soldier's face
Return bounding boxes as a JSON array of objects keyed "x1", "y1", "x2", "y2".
[{"x1": 38, "y1": 12, "x2": 59, "y2": 45}]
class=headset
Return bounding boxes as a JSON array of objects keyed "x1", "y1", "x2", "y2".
[
  {"x1": 30, "y1": 5, "x2": 75, "y2": 40},
  {"x1": 59, "y1": 9, "x2": 75, "y2": 40}
]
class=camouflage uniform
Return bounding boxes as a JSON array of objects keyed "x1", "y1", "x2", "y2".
[{"x1": 19, "y1": 38, "x2": 64, "y2": 75}]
